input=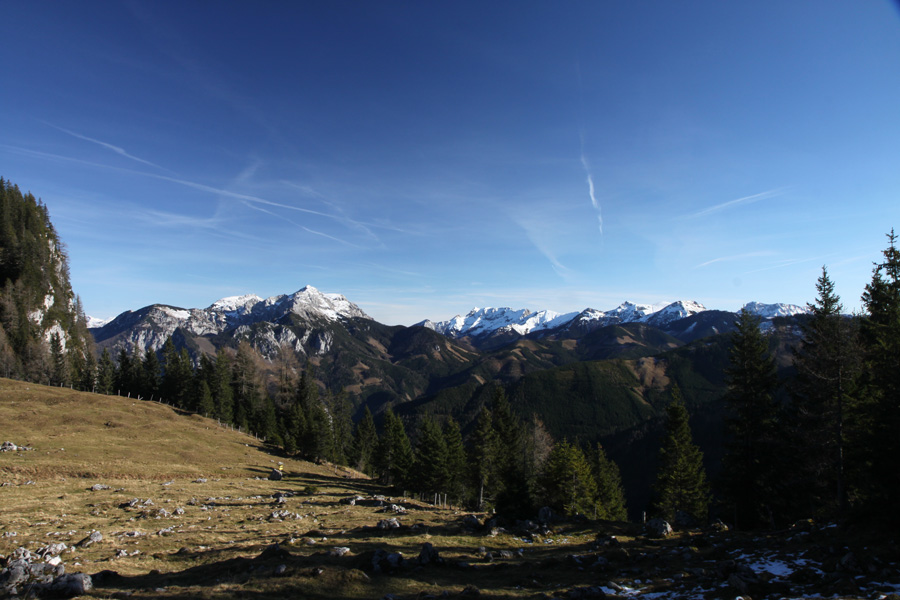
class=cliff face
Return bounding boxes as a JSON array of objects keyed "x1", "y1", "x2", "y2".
[{"x1": 0, "y1": 177, "x2": 93, "y2": 382}]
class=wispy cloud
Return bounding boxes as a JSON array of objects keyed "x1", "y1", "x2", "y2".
[
  {"x1": 743, "y1": 254, "x2": 834, "y2": 274},
  {"x1": 43, "y1": 122, "x2": 167, "y2": 171},
  {"x1": 691, "y1": 187, "x2": 788, "y2": 218},
  {"x1": 693, "y1": 251, "x2": 774, "y2": 269},
  {"x1": 579, "y1": 140, "x2": 603, "y2": 234}
]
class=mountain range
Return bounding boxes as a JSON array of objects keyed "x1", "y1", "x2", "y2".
[
  {"x1": 88, "y1": 285, "x2": 809, "y2": 513},
  {"x1": 90, "y1": 285, "x2": 805, "y2": 356}
]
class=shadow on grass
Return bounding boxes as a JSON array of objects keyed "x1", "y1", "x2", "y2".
[{"x1": 90, "y1": 540, "x2": 584, "y2": 600}]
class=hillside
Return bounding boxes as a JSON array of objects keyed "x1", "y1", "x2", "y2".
[
  {"x1": 3, "y1": 379, "x2": 898, "y2": 600},
  {"x1": 0, "y1": 179, "x2": 93, "y2": 384}
]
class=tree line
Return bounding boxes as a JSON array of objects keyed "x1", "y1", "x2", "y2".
[
  {"x1": 647, "y1": 230, "x2": 900, "y2": 529},
  {"x1": 75, "y1": 336, "x2": 629, "y2": 518}
]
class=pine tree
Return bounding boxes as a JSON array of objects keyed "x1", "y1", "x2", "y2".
[
  {"x1": 790, "y1": 266, "x2": 860, "y2": 517},
  {"x1": 75, "y1": 348, "x2": 97, "y2": 392},
  {"x1": 539, "y1": 439, "x2": 598, "y2": 517},
  {"x1": 97, "y1": 349, "x2": 115, "y2": 395},
  {"x1": 328, "y1": 390, "x2": 353, "y2": 465},
  {"x1": 859, "y1": 230, "x2": 900, "y2": 510},
  {"x1": 295, "y1": 365, "x2": 330, "y2": 461},
  {"x1": 195, "y1": 378, "x2": 215, "y2": 417},
  {"x1": 652, "y1": 385, "x2": 709, "y2": 524},
  {"x1": 212, "y1": 349, "x2": 234, "y2": 423},
  {"x1": 414, "y1": 416, "x2": 449, "y2": 499},
  {"x1": 491, "y1": 387, "x2": 531, "y2": 516},
  {"x1": 349, "y1": 406, "x2": 378, "y2": 475},
  {"x1": 161, "y1": 339, "x2": 192, "y2": 407},
  {"x1": 443, "y1": 418, "x2": 468, "y2": 507},
  {"x1": 469, "y1": 406, "x2": 499, "y2": 510},
  {"x1": 721, "y1": 309, "x2": 782, "y2": 529},
  {"x1": 592, "y1": 443, "x2": 628, "y2": 521},
  {"x1": 141, "y1": 348, "x2": 161, "y2": 401},
  {"x1": 114, "y1": 348, "x2": 132, "y2": 395},
  {"x1": 49, "y1": 333, "x2": 68, "y2": 387},
  {"x1": 376, "y1": 408, "x2": 414, "y2": 488}
]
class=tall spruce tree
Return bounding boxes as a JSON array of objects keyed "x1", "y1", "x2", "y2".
[
  {"x1": 443, "y1": 418, "x2": 468, "y2": 507},
  {"x1": 652, "y1": 385, "x2": 709, "y2": 524},
  {"x1": 721, "y1": 308, "x2": 782, "y2": 529},
  {"x1": 790, "y1": 266, "x2": 860, "y2": 517},
  {"x1": 592, "y1": 443, "x2": 628, "y2": 521},
  {"x1": 97, "y1": 349, "x2": 115, "y2": 395},
  {"x1": 376, "y1": 408, "x2": 414, "y2": 488},
  {"x1": 212, "y1": 349, "x2": 234, "y2": 423},
  {"x1": 469, "y1": 406, "x2": 499, "y2": 510},
  {"x1": 490, "y1": 387, "x2": 531, "y2": 516},
  {"x1": 859, "y1": 230, "x2": 900, "y2": 510},
  {"x1": 349, "y1": 406, "x2": 378, "y2": 475},
  {"x1": 413, "y1": 416, "x2": 449, "y2": 499},
  {"x1": 539, "y1": 439, "x2": 597, "y2": 517}
]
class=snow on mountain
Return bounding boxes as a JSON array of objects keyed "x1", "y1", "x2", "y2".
[
  {"x1": 91, "y1": 285, "x2": 371, "y2": 354},
  {"x1": 425, "y1": 300, "x2": 706, "y2": 339},
  {"x1": 742, "y1": 301, "x2": 809, "y2": 319},
  {"x1": 209, "y1": 293, "x2": 264, "y2": 314},
  {"x1": 86, "y1": 315, "x2": 111, "y2": 328},
  {"x1": 422, "y1": 306, "x2": 580, "y2": 338},
  {"x1": 644, "y1": 300, "x2": 707, "y2": 327}
]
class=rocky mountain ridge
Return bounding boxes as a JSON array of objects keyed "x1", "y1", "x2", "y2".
[
  {"x1": 90, "y1": 285, "x2": 369, "y2": 356},
  {"x1": 420, "y1": 299, "x2": 805, "y2": 345}
]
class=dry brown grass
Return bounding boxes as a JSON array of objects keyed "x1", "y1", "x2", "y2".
[
  {"x1": 0, "y1": 378, "x2": 644, "y2": 600},
  {"x1": 5, "y1": 378, "x2": 878, "y2": 600}
]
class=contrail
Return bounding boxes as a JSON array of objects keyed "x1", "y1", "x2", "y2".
[
  {"x1": 43, "y1": 122, "x2": 166, "y2": 171},
  {"x1": 580, "y1": 151, "x2": 603, "y2": 234}
]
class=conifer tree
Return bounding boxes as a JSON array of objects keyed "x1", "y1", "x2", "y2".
[
  {"x1": 114, "y1": 348, "x2": 132, "y2": 394},
  {"x1": 443, "y1": 418, "x2": 468, "y2": 507},
  {"x1": 490, "y1": 387, "x2": 531, "y2": 515},
  {"x1": 376, "y1": 408, "x2": 414, "y2": 487},
  {"x1": 328, "y1": 390, "x2": 353, "y2": 465},
  {"x1": 74, "y1": 347, "x2": 97, "y2": 392},
  {"x1": 195, "y1": 378, "x2": 215, "y2": 417},
  {"x1": 141, "y1": 348, "x2": 161, "y2": 400},
  {"x1": 213, "y1": 349, "x2": 234, "y2": 423},
  {"x1": 349, "y1": 406, "x2": 378, "y2": 475},
  {"x1": 295, "y1": 365, "x2": 330, "y2": 461},
  {"x1": 790, "y1": 266, "x2": 860, "y2": 517},
  {"x1": 414, "y1": 416, "x2": 449, "y2": 499},
  {"x1": 721, "y1": 309, "x2": 782, "y2": 529},
  {"x1": 859, "y1": 230, "x2": 900, "y2": 509},
  {"x1": 469, "y1": 406, "x2": 499, "y2": 510},
  {"x1": 652, "y1": 385, "x2": 709, "y2": 524},
  {"x1": 539, "y1": 439, "x2": 598, "y2": 517},
  {"x1": 592, "y1": 443, "x2": 628, "y2": 521},
  {"x1": 49, "y1": 333, "x2": 68, "y2": 386},
  {"x1": 97, "y1": 349, "x2": 115, "y2": 395}
]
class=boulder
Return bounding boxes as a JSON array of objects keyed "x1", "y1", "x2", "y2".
[
  {"x1": 268, "y1": 469, "x2": 283, "y2": 481},
  {"x1": 644, "y1": 518, "x2": 673, "y2": 538},
  {"x1": 462, "y1": 515, "x2": 481, "y2": 530},
  {"x1": 417, "y1": 543, "x2": 442, "y2": 566},
  {"x1": 377, "y1": 518, "x2": 401, "y2": 530}
]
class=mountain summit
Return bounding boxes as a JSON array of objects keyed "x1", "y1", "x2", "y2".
[{"x1": 91, "y1": 285, "x2": 370, "y2": 356}]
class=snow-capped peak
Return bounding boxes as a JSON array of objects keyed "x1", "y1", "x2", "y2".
[
  {"x1": 86, "y1": 315, "x2": 111, "y2": 328},
  {"x1": 742, "y1": 301, "x2": 809, "y2": 319},
  {"x1": 644, "y1": 300, "x2": 707, "y2": 326},
  {"x1": 209, "y1": 294, "x2": 264, "y2": 313}
]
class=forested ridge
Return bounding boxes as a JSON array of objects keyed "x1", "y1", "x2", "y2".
[
  {"x1": 0, "y1": 178, "x2": 93, "y2": 383},
  {"x1": 2, "y1": 177, "x2": 899, "y2": 530}
]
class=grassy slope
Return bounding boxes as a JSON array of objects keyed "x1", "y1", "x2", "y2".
[{"x1": 0, "y1": 379, "x2": 637, "y2": 600}]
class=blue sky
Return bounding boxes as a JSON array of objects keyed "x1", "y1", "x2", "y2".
[{"x1": 3, "y1": 1, "x2": 900, "y2": 325}]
